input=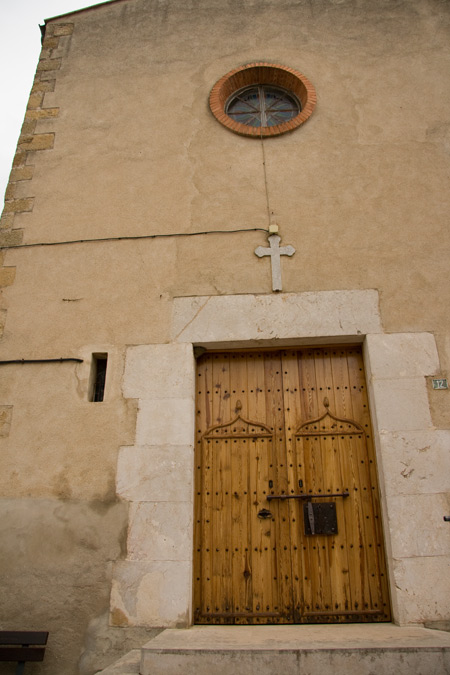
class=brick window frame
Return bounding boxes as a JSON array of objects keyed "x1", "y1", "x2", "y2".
[{"x1": 209, "y1": 62, "x2": 316, "y2": 138}]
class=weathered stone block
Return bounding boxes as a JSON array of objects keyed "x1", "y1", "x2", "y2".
[
  {"x1": 32, "y1": 80, "x2": 56, "y2": 93},
  {"x1": 10, "y1": 166, "x2": 34, "y2": 182},
  {"x1": 19, "y1": 133, "x2": 55, "y2": 151},
  {"x1": 135, "y1": 398, "x2": 195, "y2": 447},
  {"x1": 126, "y1": 502, "x2": 192, "y2": 561},
  {"x1": 110, "y1": 560, "x2": 191, "y2": 627},
  {"x1": 27, "y1": 92, "x2": 45, "y2": 109},
  {"x1": 387, "y1": 493, "x2": 450, "y2": 558},
  {"x1": 18, "y1": 132, "x2": 34, "y2": 145},
  {"x1": 4, "y1": 183, "x2": 16, "y2": 200},
  {"x1": 0, "y1": 230, "x2": 24, "y2": 246},
  {"x1": 52, "y1": 24, "x2": 74, "y2": 36},
  {"x1": 378, "y1": 429, "x2": 450, "y2": 496},
  {"x1": 42, "y1": 37, "x2": 59, "y2": 49},
  {"x1": 123, "y1": 343, "x2": 195, "y2": 399},
  {"x1": 370, "y1": 378, "x2": 432, "y2": 432},
  {"x1": 25, "y1": 108, "x2": 59, "y2": 120},
  {"x1": 0, "y1": 267, "x2": 16, "y2": 287},
  {"x1": 39, "y1": 71, "x2": 61, "y2": 82},
  {"x1": 3, "y1": 198, "x2": 34, "y2": 213},
  {"x1": 393, "y1": 556, "x2": 450, "y2": 624},
  {"x1": 0, "y1": 213, "x2": 15, "y2": 230},
  {"x1": 117, "y1": 445, "x2": 193, "y2": 502},
  {"x1": 365, "y1": 333, "x2": 439, "y2": 379},
  {"x1": 0, "y1": 309, "x2": 6, "y2": 338},
  {"x1": 12, "y1": 150, "x2": 27, "y2": 167},
  {"x1": 39, "y1": 48, "x2": 52, "y2": 60},
  {"x1": 37, "y1": 58, "x2": 62, "y2": 72},
  {"x1": 20, "y1": 119, "x2": 37, "y2": 136}
]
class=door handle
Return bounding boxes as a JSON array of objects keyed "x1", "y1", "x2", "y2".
[{"x1": 307, "y1": 501, "x2": 315, "y2": 535}]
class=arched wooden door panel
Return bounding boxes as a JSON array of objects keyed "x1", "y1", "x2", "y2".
[{"x1": 193, "y1": 348, "x2": 391, "y2": 624}]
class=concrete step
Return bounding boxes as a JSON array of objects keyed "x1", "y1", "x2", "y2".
[
  {"x1": 140, "y1": 624, "x2": 450, "y2": 675},
  {"x1": 96, "y1": 648, "x2": 141, "y2": 674}
]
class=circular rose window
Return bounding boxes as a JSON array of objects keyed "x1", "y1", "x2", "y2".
[{"x1": 210, "y1": 63, "x2": 316, "y2": 138}]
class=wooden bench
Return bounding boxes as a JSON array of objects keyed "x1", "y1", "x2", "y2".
[{"x1": 0, "y1": 632, "x2": 49, "y2": 675}]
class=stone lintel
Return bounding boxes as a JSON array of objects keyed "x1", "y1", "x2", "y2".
[{"x1": 171, "y1": 291, "x2": 382, "y2": 344}]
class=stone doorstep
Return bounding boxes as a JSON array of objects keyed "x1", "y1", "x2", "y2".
[
  {"x1": 98, "y1": 625, "x2": 450, "y2": 674},
  {"x1": 139, "y1": 624, "x2": 450, "y2": 675}
]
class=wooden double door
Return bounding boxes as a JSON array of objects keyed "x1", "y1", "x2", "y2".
[{"x1": 194, "y1": 347, "x2": 391, "y2": 624}]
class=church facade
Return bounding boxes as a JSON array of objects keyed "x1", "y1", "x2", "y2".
[{"x1": 1, "y1": 0, "x2": 449, "y2": 672}]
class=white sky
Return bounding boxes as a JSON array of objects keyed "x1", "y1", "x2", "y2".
[{"x1": 0, "y1": 1, "x2": 111, "y2": 203}]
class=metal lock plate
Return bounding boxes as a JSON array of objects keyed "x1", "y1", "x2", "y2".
[{"x1": 303, "y1": 502, "x2": 338, "y2": 536}]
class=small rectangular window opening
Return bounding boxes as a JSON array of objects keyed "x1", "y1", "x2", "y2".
[{"x1": 90, "y1": 353, "x2": 108, "y2": 402}]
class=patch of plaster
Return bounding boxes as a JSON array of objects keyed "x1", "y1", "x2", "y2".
[
  {"x1": 0, "y1": 405, "x2": 13, "y2": 437},
  {"x1": 110, "y1": 607, "x2": 130, "y2": 627},
  {"x1": 426, "y1": 122, "x2": 450, "y2": 155}
]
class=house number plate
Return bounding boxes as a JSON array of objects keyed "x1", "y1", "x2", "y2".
[{"x1": 432, "y1": 378, "x2": 448, "y2": 390}]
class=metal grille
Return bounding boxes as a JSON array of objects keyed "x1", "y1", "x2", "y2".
[{"x1": 226, "y1": 85, "x2": 301, "y2": 127}]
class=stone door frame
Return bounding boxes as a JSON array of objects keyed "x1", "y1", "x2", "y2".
[{"x1": 111, "y1": 290, "x2": 444, "y2": 629}]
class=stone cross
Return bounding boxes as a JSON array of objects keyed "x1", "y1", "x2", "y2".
[{"x1": 255, "y1": 234, "x2": 295, "y2": 292}]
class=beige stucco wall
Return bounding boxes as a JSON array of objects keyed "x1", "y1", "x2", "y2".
[
  {"x1": 2, "y1": 0, "x2": 450, "y2": 366},
  {"x1": 0, "y1": 0, "x2": 449, "y2": 673}
]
